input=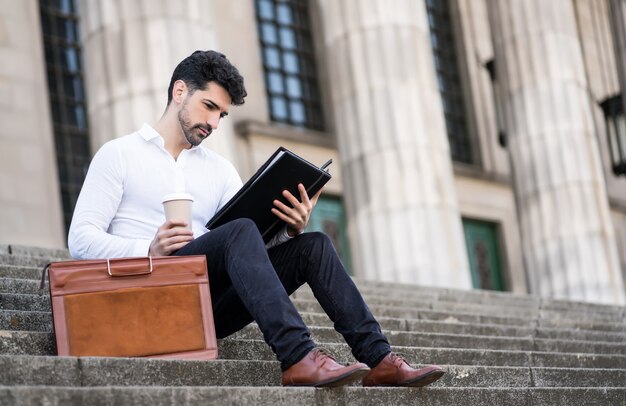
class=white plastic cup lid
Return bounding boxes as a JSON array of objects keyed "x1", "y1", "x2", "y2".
[{"x1": 162, "y1": 193, "x2": 194, "y2": 203}]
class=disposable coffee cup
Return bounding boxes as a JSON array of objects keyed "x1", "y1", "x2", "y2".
[{"x1": 162, "y1": 193, "x2": 194, "y2": 229}]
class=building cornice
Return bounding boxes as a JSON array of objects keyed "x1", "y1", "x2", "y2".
[
  {"x1": 234, "y1": 120, "x2": 336, "y2": 149},
  {"x1": 453, "y1": 162, "x2": 512, "y2": 186}
]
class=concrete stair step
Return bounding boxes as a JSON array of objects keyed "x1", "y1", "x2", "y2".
[
  {"x1": 354, "y1": 279, "x2": 626, "y2": 311},
  {"x1": 539, "y1": 298, "x2": 626, "y2": 315},
  {"x1": 354, "y1": 284, "x2": 626, "y2": 322},
  {"x1": 3, "y1": 331, "x2": 626, "y2": 370},
  {"x1": 3, "y1": 257, "x2": 624, "y2": 317},
  {"x1": 0, "y1": 278, "x2": 533, "y2": 317},
  {"x1": 0, "y1": 255, "x2": 55, "y2": 269},
  {"x1": 5, "y1": 308, "x2": 624, "y2": 344},
  {"x1": 1, "y1": 355, "x2": 625, "y2": 389},
  {"x1": 2, "y1": 312, "x2": 625, "y2": 356},
  {"x1": 295, "y1": 293, "x2": 541, "y2": 319},
  {"x1": 3, "y1": 290, "x2": 625, "y2": 336},
  {"x1": 0, "y1": 245, "x2": 70, "y2": 259},
  {"x1": 218, "y1": 339, "x2": 626, "y2": 370},
  {"x1": 295, "y1": 290, "x2": 625, "y2": 323},
  {"x1": 297, "y1": 285, "x2": 626, "y2": 318},
  {"x1": 535, "y1": 317, "x2": 626, "y2": 333},
  {"x1": 6, "y1": 275, "x2": 625, "y2": 328},
  {"x1": 0, "y1": 281, "x2": 545, "y2": 318},
  {"x1": 354, "y1": 285, "x2": 536, "y2": 306},
  {"x1": 0, "y1": 294, "x2": 50, "y2": 312},
  {"x1": 0, "y1": 310, "x2": 50, "y2": 332},
  {"x1": 0, "y1": 266, "x2": 40, "y2": 281},
  {"x1": 2, "y1": 265, "x2": 624, "y2": 324},
  {"x1": 299, "y1": 312, "x2": 626, "y2": 344},
  {"x1": 1, "y1": 356, "x2": 280, "y2": 387},
  {"x1": 1, "y1": 385, "x2": 625, "y2": 406},
  {"x1": 228, "y1": 324, "x2": 626, "y2": 355},
  {"x1": 0, "y1": 279, "x2": 43, "y2": 295},
  {"x1": 294, "y1": 299, "x2": 626, "y2": 332},
  {"x1": 533, "y1": 325, "x2": 626, "y2": 343},
  {"x1": 229, "y1": 338, "x2": 626, "y2": 371},
  {"x1": 2, "y1": 284, "x2": 550, "y2": 327},
  {"x1": 0, "y1": 331, "x2": 57, "y2": 356},
  {"x1": 5, "y1": 266, "x2": 622, "y2": 318}
]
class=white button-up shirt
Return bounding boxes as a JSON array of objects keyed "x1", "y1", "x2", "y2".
[{"x1": 68, "y1": 123, "x2": 289, "y2": 259}]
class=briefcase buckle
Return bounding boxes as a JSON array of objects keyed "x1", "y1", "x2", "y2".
[{"x1": 107, "y1": 257, "x2": 154, "y2": 277}]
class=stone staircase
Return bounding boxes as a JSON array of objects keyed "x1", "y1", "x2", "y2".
[{"x1": 0, "y1": 244, "x2": 625, "y2": 405}]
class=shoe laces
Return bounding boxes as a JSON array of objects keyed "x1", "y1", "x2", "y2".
[
  {"x1": 310, "y1": 347, "x2": 337, "y2": 363},
  {"x1": 388, "y1": 352, "x2": 410, "y2": 367}
]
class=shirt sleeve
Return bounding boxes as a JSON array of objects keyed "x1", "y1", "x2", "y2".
[
  {"x1": 265, "y1": 226, "x2": 294, "y2": 249},
  {"x1": 216, "y1": 164, "x2": 243, "y2": 211},
  {"x1": 67, "y1": 141, "x2": 151, "y2": 259}
]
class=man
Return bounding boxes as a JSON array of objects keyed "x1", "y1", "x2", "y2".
[{"x1": 68, "y1": 50, "x2": 445, "y2": 388}]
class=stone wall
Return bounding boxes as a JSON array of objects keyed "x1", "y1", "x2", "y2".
[{"x1": 0, "y1": 0, "x2": 64, "y2": 248}]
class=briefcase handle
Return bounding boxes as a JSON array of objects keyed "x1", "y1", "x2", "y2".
[
  {"x1": 39, "y1": 256, "x2": 156, "y2": 294},
  {"x1": 107, "y1": 257, "x2": 153, "y2": 277}
]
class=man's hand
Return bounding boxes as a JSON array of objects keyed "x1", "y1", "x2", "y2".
[
  {"x1": 148, "y1": 220, "x2": 194, "y2": 256},
  {"x1": 271, "y1": 184, "x2": 323, "y2": 237}
]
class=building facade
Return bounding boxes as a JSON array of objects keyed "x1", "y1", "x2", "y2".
[{"x1": 1, "y1": 0, "x2": 625, "y2": 304}]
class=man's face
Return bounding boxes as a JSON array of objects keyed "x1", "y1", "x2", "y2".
[{"x1": 177, "y1": 81, "x2": 231, "y2": 147}]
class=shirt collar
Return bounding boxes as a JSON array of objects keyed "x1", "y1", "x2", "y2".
[
  {"x1": 139, "y1": 123, "x2": 164, "y2": 147},
  {"x1": 138, "y1": 123, "x2": 202, "y2": 152}
]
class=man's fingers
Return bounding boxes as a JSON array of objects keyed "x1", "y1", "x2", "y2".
[
  {"x1": 273, "y1": 199, "x2": 293, "y2": 215},
  {"x1": 167, "y1": 241, "x2": 191, "y2": 253},
  {"x1": 274, "y1": 198, "x2": 307, "y2": 217},
  {"x1": 282, "y1": 189, "x2": 301, "y2": 207},
  {"x1": 172, "y1": 226, "x2": 194, "y2": 236},
  {"x1": 298, "y1": 184, "x2": 310, "y2": 205},
  {"x1": 151, "y1": 220, "x2": 193, "y2": 256},
  {"x1": 271, "y1": 207, "x2": 295, "y2": 224},
  {"x1": 273, "y1": 185, "x2": 323, "y2": 237},
  {"x1": 159, "y1": 225, "x2": 193, "y2": 238},
  {"x1": 311, "y1": 188, "x2": 323, "y2": 205},
  {"x1": 158, "y1": 235, "x2": 193, "y2": 255},
  {"x1": 166, "y1": 235, "x2": 194, "y2": 244},
  {"x1": 274, "y1": 199, "x2": 308, "y2": 221},
  {"x1": 163, "y1": 220, "x2": 189, "y2": 229}
]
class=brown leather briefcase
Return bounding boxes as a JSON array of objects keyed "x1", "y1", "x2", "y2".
[{"x1": 41, "y1": 255, "x2": 217, "y2": 360}]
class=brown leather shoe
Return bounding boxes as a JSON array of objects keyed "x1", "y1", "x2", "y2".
[
  {"x1": 282, "y1": 348, "x2": 371, "y2": 387},
  {"x1": 362, "y1": 353, "x2": 445, "y2": 387}
]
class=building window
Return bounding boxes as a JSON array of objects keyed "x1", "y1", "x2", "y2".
[
  {"x1": 426, "y1": 0, "x2": 473, "y2": 164},
  {"x1": 462, "y1": 218, "x2": 505, "y2": 291},
  {"x1": 305, "y1": 196, "x2": 352, "y2": 273},
  {"x1": 40, "y1": 0, "x2": 91, "y2": 235},
  {"x1": 485, "y1": 60, "x2": 507, "y2": 148},
  {"x1": 255, "y1": 0, "x2": 325, "y2": 131},
  {"x1": 600, "y1": 95, "x2": 626, "y2": 176}
]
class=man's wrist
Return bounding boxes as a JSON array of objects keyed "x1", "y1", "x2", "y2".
[{"x1": 287, "y1": 227, "x2": 304, "y2": 237}]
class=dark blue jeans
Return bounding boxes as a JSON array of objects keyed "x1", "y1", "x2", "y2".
[{"x1": 173, "y1": 218, "x2": 391, "y2": 370}]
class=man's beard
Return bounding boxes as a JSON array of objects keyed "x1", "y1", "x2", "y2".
[{"x1": 178, "y1": 102, "x2": 212, "y2": 147}]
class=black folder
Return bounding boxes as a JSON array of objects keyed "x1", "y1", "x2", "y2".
[{"x1": 206, "y1": 147, "x2": 332, "y2": 243}]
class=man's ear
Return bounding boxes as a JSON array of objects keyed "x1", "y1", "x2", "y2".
[{"x1": 172, "y1": 80, "x2": 188, "y2": 105}]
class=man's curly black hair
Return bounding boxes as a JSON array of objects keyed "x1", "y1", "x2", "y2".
[{"x1": 167, "y1": 50, "x2": 247, "y2": 106}]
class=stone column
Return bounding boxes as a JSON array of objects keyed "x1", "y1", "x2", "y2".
[
  {"x1": 314, "y1": 0, "x2": 471, "y2": 287},
  {"x1": 488, "y1": 0, "x2": 625, "y2": 304},
  {"x1": 78, "y1": 0, "x2": 238, "y2": 163},
  {"x1": 0, "y1": 0, "x2": 65, "y2": 248},
  {"x1": 608, "y1": 0, "x2": 626, "y2": 295}
]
